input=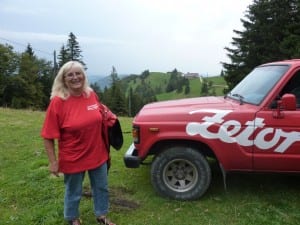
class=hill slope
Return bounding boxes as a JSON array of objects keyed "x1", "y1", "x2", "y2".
[{"x1": 121, "y1": 72, "x2": 226, "y2": 101}]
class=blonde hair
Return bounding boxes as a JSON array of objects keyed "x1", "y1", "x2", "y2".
[{"x1": 50, "y1": 61, "x2": 93, "y2": 100}]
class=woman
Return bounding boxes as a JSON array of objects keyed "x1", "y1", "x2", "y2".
[{"x1": 41, "y1": 61, "x2": 116, "y2": 225}]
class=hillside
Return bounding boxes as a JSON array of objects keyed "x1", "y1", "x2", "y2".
[
  {"x1": 121, "y1": 72, "x2": 170, "y2": 96},
  {"x1": 93, "y1": 72, "x2": 227, "y2": 116},
  {"x1": 93, "y1": 71, "x2": 227, "y2": 102},
  {"x1": 121, "y1": 72, "x2": 227, "y2": 101}
]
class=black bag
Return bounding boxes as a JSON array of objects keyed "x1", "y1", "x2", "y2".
[
  {"x1": 100, "y1": 104, "x2": 123, "y2": 151},
  {"x1": 108, "y1": 118, "x2": 123, "y2": 150}
]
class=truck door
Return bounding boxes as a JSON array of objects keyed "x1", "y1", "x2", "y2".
[{"x1": 254, "y1": 70, "x2": 300, "y2": 172}]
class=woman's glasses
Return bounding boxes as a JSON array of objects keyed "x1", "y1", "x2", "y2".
[{"x1": 65, "y1": 71, "x2": 83, "y2": 80}]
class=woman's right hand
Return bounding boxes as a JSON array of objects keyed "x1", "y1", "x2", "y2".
[{"x1": 49, "y1": 160, "x2": 59, "y2": 177}]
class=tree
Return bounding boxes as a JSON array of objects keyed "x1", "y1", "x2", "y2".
[
  {"x1": 37, "y1": 59, "x2": 55, "y2": 109},
  {"x1": 90, "y1": 82, "x2": 102, "y2": 98},
  {"x1": 15, "y1": 49, "x2": 44, "y2": 108},
  {"x1": 6, "y1": 45, "x2": 53, "y2": 109},
  {"x1": 57, "y1": 45, "x2": 70, "y2": 68},
  {"x1": 166, "y1": 69, "x2": 189, "y2": 94},
  {"x1": 201, "y1": 80, "x2": 209, "y2": 96},
  {"x1": 0, "y1": 43, "x2": 54, "y2": 109},
  {"x1": 184, "y1": 83, "x2": 190, "y2": 95},
  {"x1": 0, "y1": 44, "x2": 19, "y2": 106},
  {"x1": 222, "y1": 0, "x2": 300, "y2": 90},
  {"x1": 127, "y1": 86, "x2": 143, "y2": 116},
  {"x1": 25, "y1": 43, "x2": 34, "y2": 57},
  {"x1": 141, "y1": 70, "x2": 150, "y2": 79},
  {"x1": 220, "y1": 70, "x2": 225, "y2": 77},
  {"x1": 103, "y1": 66, "x2": 126, "y2": 115},
  {"x1": 166, "y1": 69, "x2": 179, "y2": 92},
  {"x1": 57, "y1": 32, "x2": 86, "y2": 69},
  {"x1": 201, "y1": 78, "x2": 214, "y2": 96},
  {"x1": 66, "y1": 32, "x2": 86, "y2": 67}
]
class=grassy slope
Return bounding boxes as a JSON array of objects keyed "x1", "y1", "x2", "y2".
[
  {"x1": 157, "y1": 76, "x2": 227, "y2": 101},
  {"x1": 124, "y1": 72, "x2": 170, "y2": 99},
  {"x1": 124, "y1": 73, "x2": 226, "y2": 101},
  {"x1": 1, "y1": 108, "x2": 300, "y2": 224}
]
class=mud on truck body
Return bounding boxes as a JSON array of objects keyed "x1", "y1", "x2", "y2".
[{"x1": 124, "y1": 59, "x2": 300, "y2": 200}]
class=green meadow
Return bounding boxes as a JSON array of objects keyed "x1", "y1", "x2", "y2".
[{"x1": 1, "y1": 108, "x2": 300, "y2": 225}]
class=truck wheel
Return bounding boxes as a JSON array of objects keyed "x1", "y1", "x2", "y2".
[{"x1": 151, "y1": 146, "x2": 211, "y2": 200}]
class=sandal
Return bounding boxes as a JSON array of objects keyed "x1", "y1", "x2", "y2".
[
  {"x1": 68, "y1": 218, "x2": 81, "y2": 225},
  {"x1": 97, "y1": 217, "x2": 116, "y2": 225}
]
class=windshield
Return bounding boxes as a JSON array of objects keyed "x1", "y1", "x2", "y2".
[{"x1": 227, "y1": 65, "x2": 289, "y2": 105}]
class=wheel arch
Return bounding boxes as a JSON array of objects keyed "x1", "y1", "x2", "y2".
[{"x1": 148, "y1": 139, "x2": 218, "y2": 160}]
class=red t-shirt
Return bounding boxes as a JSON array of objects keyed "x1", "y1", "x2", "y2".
[{"x1": 41, "y1": 91, "x2": 108, "y2": 174}]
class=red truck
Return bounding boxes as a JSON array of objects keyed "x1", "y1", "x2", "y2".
[{"x1": 124, "y1": 59, "x2": 300, "y2": 200}]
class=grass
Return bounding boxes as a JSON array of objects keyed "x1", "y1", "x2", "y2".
[
  {"x1": 157, "y1": 76, "x2": 226, "y2": 101},
  {"x1": 1, "y1": 108, "x2": 300, "y2": 224},
  {"x1": 125, "y1": 72, "x2": 226, "y2": 102}
]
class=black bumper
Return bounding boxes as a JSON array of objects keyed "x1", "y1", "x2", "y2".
[{"x1": 124, "y1": 143, "x2": 141, "y2": 168}]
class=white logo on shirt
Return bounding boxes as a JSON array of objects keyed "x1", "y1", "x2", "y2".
[{"x1": 87, "y1": 104, "x2": 99, "y2": 111}]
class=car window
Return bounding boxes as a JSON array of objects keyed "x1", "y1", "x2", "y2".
[
  {"x1": 228, "y1": 65, "x2": 288, "y2": 105},
  {"x1": 280, "y1": 70, "x2": 300, "y2": 108}
]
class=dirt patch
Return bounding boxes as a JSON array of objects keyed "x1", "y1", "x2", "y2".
[
  {"x1": 82, "y1": 186, "x2": 140, "y2": 212},
  {"x1": 110, "y1": 198, "x2": 140, "y2": 211},
  {"x1": 110, "y1": 186, "x2": 140, "y2": 211}
]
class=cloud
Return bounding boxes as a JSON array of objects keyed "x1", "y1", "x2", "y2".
[
  {"x1": 0, "y1": 0, "x2": 253, "y2": 75},
  {"x1": 0, "y1": 30, "x2": 65, "y2": 43},
  {"x1": 79, "y1": 36, "x2": 129, "y2": 46},
  {"x1": 0, "y1": 29, "x2": 128, "y2": 46},
  {"x1": 1, "y1": 5, "x2": 40, "y2": 15}
]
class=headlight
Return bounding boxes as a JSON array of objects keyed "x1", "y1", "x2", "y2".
[{"x1": 132, "y1": 126, "x2": 140, "y2": 144}]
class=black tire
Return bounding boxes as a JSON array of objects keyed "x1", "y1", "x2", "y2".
[{"x1": 151, "y1": 146, "x2": 211, "y2": 200}]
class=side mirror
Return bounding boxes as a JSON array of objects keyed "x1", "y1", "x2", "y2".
[
  {"x1": 281, "y1": 93, "x2": 296, "y2": 111},
  {"x1": 273, "y1": 94, "x2": 296, "y2": 118}
]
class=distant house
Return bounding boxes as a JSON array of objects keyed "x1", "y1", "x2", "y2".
[{"x1": 183, "y1": 72, "x2": 199, "y2": 79}]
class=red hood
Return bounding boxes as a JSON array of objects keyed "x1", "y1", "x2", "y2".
[{"x1": 134, "y1": 96, "x2": 236, "y2": 122}]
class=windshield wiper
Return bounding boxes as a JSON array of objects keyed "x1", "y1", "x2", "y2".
[{"x1": 232, "y1": 93, "x2": 244, "y2": 105}]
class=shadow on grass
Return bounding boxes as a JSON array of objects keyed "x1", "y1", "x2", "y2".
[{"x1": 207, "y1": 159, "x2": 300, "y2": 198}]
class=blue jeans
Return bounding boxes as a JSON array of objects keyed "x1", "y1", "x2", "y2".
[{"x1": 63, "y1": 163, "x2": 109, "y2": 221}]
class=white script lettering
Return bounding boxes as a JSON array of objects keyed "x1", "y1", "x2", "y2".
[{"x1": 186, "y1": 109, "x2": 300, "y2": 153}]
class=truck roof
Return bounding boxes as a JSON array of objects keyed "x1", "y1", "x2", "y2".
[{"x1": 262, "y1": 59, "x2": 300, "y2": 66}]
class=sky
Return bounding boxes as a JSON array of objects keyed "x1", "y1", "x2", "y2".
[{"x1": 0, "y1": 0, "x2": 253, "y2": 77}]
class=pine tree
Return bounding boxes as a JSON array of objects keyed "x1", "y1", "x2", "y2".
[
  {"x1": 57, "y1": 45, "x2": 70, "y2": 68},
  {"x1": 127, "y1": 87, "x2": 143, "y2": 116},
  {"x1": 25, "y1": 44, "x2": 34, "y2": 57},
  {"x1": 37, "y1": 59, "x2": 55, "y2": 108},
  {"x1": 107, "y1": 66, "x2": 126, "y2": 115},
  {"x1": 222, "y1": 0, "x2": 300, "y2": 90},
  {"x1": 166, "y1": 69, "x2": 179, "y2": 92},
  {"x1": 184, "y1": 83, "x2": 190, "y2": 95},
  {"x1": 57, "y1": 32, "x2": 86, "y2": 69},
  {"x1": 67, "y1": 32, "x2": 86, "y2": 68}
]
